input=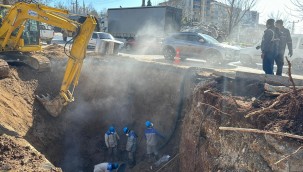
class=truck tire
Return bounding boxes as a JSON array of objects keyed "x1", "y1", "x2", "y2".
[
  {"x1": 163, "y1": 46, "x2": 175, "y2": 60},
  {"x1": 46, "y1": 39, "x2": 52, "y2": 44}
]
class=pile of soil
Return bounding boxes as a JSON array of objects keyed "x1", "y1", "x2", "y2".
[
  {"x1": 38, "y1": 44, "x2": 67, "y2": 60},
  {"x1": 0, "y1": 134, "x2": 61, "y2": 171},
  {"x1": 0, "y1": 68, "x2": 38, "y2": 136},
  {"x1": 180, "y1": 78, "x2": 303, "y2": 171}
]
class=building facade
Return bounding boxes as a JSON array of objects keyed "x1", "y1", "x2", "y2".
[{"x1": 159, "y1": 0, "x2": 259, "y2": 28}]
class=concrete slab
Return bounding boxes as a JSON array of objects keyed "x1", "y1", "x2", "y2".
[{"x1": 236, "y1": 71, "x2": 303, "y2": 86}]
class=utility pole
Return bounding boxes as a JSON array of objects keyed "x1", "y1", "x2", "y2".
[
  {"x1": 83, "y1": 0, "x2": 86, "y2": 14},
  {"x1": 142, "y1": 0, "x2": 146, "y2": 7},
  {"x1": 72, "y1": 2, "x2": 75, "y2": 13},
  {"x1": 292, "y1": 20, "x2": 299, "y2": 34},
  {"x1": 76, "y1": 0, "x2": 78, "y2": 14}
]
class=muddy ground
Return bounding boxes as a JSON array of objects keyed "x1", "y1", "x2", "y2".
[{"x1": 1, "y1": 45, "x2": 303, "y2": 172}]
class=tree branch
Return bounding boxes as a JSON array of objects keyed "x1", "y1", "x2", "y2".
[{"x1": 219, "y1": 127, "x2": 303, "y2": 140}]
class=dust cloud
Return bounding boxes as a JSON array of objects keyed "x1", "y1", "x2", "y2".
[{"x1": 48, "y1": 56, "x2": 191, "y2": 171}]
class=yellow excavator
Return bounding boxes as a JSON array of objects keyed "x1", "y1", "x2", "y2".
[{"x1": 0, "y1": 2, "x2": 96, "y2": 117}]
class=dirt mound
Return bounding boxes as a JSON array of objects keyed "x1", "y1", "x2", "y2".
[
  {"x1": 31, "y1": 44, "x2": 67, "y2": 61},
  {"x1": 0, "y1": 68, "x2": 38, "y2": 136},
  {"x1": 0, "y1": 134, "x2": 61, "y2": 172},
  {"x1": 180, "y1": 78, "x2": 303, "y2": 171}
]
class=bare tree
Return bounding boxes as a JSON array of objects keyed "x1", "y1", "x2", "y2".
[
  {"x1": 224, "y1": 0, "x2": 256, "y2": 35},
  {"x1": 268, "y1": 11, "x2": 291, "y2": 29},
  {"x1": 160, "y1": 0, "x2": 192, "y2": 25},
  {"x1": 287, "y1": 0, "x2": 303, "y2": 18},
  {"x1": 54, "y1": 1, "x2": 68, "y2": 10},
  {"x1": 290, "y1": 0, "x2": 303, "y2": 15}
]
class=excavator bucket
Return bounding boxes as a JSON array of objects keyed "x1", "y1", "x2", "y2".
[
  {"x1": 36, "y1": 94, "x2": 65, "y2": 117},
  {"x1": 0, "y1": 59, "x2": 10, "y2": 78}
]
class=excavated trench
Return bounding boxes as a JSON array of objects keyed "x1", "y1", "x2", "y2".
[
  {"x1": 2, "y1": 45, "x2": 303, "y2": 171},
  {"x1": 20, "y1": 57, "x2": 195, "y2": 172}
]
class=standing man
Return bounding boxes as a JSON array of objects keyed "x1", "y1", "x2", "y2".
[
  {"x1": 144, "y1": 120, "x2": 165, "y2": 162},
  {"x1": 261, "y1": 19, "x2": 277, "y2": 75},
  {"x1": 123, "y1": 127, "x2": 137, "y2": 168},
  {"x1": 105, "y1": 126, "x2": 120, "y2": 161},
  {"x1": 93, "y1": 162, "x2": 119, "y2": 172},
  {"x1": 275, "y1": 20, "x2": 293, "y2": 76}
]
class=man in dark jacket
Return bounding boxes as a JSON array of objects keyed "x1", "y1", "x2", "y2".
[
  {"x1": 261, "y1": 19, "x2": 277, "y2": 75},
  {"x1": 275, "y1": 20, "x2": 293, "y2": 75}
]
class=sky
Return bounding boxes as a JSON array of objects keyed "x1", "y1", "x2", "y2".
[
  {"x1": 253, "y1": 0, "x2": 302, "y2": 33},
  {"x1": 52, "y1": 0, "x2": 303, "y2": 33}
]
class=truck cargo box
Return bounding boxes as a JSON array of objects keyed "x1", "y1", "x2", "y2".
[{"x1": 108, "y1": 6, "x2": 182, "y2": 38}]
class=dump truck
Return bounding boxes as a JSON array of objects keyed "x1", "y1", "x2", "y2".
[{"x1": 107, "y1": 6, "x2": 182, "y2": 39}]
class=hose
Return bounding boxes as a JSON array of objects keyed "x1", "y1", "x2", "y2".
[{"x1": 159, "y1": 68, "x2": 194, "y2": 149}]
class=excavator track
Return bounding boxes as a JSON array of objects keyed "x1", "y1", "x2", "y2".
[
  {"x1": 0, "y1": 52, "x2": 51, "y2": 72},
  {"x1": 0, "y1": 59, "x2": 9, "y2": 78}
]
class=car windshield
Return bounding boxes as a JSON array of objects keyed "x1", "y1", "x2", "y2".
[
  {"x1": 199, "y1": 33, "x2": 219, "y2": 44},
  {"x1": 98, "y1": 33, "x2": 114, "y2": 40}
]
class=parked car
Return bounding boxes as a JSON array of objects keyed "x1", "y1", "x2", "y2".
[
  {"x1": 239, "y1": 34, "x2": 303, "y2": 70},
  {"x1": 39, "y1": 24, "x2": 54, "y2": 44},
  {"x1": 88, "y1": 32, "x2": 123, "y2": 54},
  {"x1": 162, "y1": 32, "x2": 240, "y2": 63}
]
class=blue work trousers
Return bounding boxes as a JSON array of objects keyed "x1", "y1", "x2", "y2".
[{"x1": 263, "y1": 52, "x2": 274, "y2": 75}]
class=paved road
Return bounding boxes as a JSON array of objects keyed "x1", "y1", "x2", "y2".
[{"x1": 51, "y1": 32, "x2": 303, "y2": 79}]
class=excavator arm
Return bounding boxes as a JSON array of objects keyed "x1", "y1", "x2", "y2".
[
  {"x1": 36, "y1": 15, "x2": 96, "y2": 117},
  {"x1": 0, "y1": 2, "x2": 97, "y2": 117}
]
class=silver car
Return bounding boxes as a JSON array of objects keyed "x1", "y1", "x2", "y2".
[{"x1": 162, "y1": 32, "x2": 240, "y2": 63}]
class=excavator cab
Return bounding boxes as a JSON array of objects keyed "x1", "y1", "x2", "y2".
[
  {"x1": 0, "y1": 3, "x2": 50, "y2": 74},
  {"x1": 22, "y1": 20, "x2": 40, "y2": 46}
]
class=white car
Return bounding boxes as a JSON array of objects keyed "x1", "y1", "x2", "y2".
[
  {"x1": 239, "y1": 34, "x2": 303, "y2": 70},
  {"x1": 39, "y1": 24, "x2": 54, "y2": 44},
  {"x1": 89, "y1": 32, "x2": 123, "y2": 47}
]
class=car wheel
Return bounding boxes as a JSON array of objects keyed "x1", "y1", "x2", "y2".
[
  {"x1": 205, "y1": 50, "x2": 223, "y2": 65},
  {"x1": 291, "y1": 58, "x2": 303, "y2": 71},
  {"x1": 63, "y1": 36, "x2": 67, "y2": 42},
  {"x1": 163, "y1": 47, "x2": 175, "y2": 60},
  {"x1": 46, "y1": 40, "x2": 52, "y2": 44}
]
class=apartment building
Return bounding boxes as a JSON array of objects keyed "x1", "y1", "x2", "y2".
[{"x1": 160, "y1": 0, "x2": 259, "y2": 28}]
